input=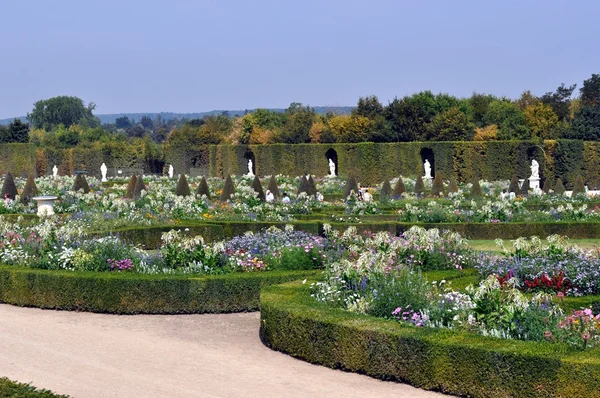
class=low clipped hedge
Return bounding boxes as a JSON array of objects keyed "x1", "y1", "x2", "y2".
[
  {"x1": 0, "y1": 378, "x2": 68, "y2": 398},
  {"x1": 0, "y1": 265, "x2": 317, "y2": 314},
  {"x1": 260, "y1": 280, "x2": 600, "y2": 398}
]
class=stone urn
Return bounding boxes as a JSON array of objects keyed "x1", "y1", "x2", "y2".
[{"x1": 32, "y1": 196, "x2": 58, "y2": 217}]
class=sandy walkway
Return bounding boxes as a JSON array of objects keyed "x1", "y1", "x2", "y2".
[{"x1": 0, "y1": 304, "x2": 446, "y2": 397}]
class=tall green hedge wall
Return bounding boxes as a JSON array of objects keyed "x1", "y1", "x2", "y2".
[
  {"x1": 209, "y1": 140, "x2": 600, "y2": 187},
  {"x1": 0, "y1": 143, "x2": 37, "y2": 176}
]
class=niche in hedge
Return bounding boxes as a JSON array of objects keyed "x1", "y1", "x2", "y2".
[
  {"x1": 325, "y1": 148, "x2": 338, "y2": 177},
  {"x1": 244, "y1": 150, "x2": 256, "y2": 176},
  {"x1": 420, "y1": 148, "x2": 434, "y2": 177}
]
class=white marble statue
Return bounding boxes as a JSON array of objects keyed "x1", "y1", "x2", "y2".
[
  {"x1": 168, "y1": 164, "x2": 174, "y2": 179},
  {"x1": 52, "y1": 165, "x2": 58, "y2": 179},
  {"x1": 424, "y1": 159, "x2": 432, "y2": 179},
  {"x1": 328, "y1": 158, "x2": 336, "y2": 177},
  {"x1": 530, "y1": 159, "x2": 539, "y2": 179},
  {"x1": 100, "y1": 162, "x2": 108, "y2": 182},
  {"x1": 247, "y1": 159, "x2": 254, "y2": 177}
]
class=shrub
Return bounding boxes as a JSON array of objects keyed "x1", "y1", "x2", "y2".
[
  {"x1": 297, "y1": 176, "x2": 309, "y2": 195},
  {"x1": 175, "y1": 174, "x2": 191, "y2": 196},
  {"x1": 196, "y1": 176, "x2": 211, "y2": 198},
  {"x1": 307, "y1": 175, "x2": 317, "y2": 197},
  {"x1": 0, "y1": 377, "x2": 68, "y2": 398},
  {"x1": 220, "y1": 174, "x2": 235, "y2": 201},
  {"x1": 573, "y1": 174, "x2": 586, "y2": 196},
  {"x1": 471, "y1": 179, "x2": 482, "y2": 197},
  {"x1": 431, "y1": 173, "x2": 445, "y2": 197},
  {"x1": 542, "y1": 177, "x2": 552, "y2": 194},
  {"x1": 125, "y1": 174, "x2": 137, "y2": 199},
  {"x1": 134, "y1": 174, "x2": 146, "y2": 198},
  {"x1": 392, "y1": 176, "x2": 406, "y2": 199},
  {"x1": 555, "y1": 178, "x2": 566, "y2": 195},
  {"x1": 20, "y1": 174, "x2": 38, "y2": 204},
  {"x1": 343, "y1": 175, "x2": 359, "y2": 198},
  {"x1": 267, "y1": 175, "x2": 280, "y2": 199},
  {"x1": 414, "y1": 175, "x2": 425, "y2": 196},
  {"x1": 251, "y1": 175, "x2": 265, "y2": 201},
  {"x1": 72, "y1": 174, "x2": 90, "y2": 193},
  {"x1": 448, "y1": 176, "x2": 459, "y2": 194},
  {"x1": 508, "y1": 175, "x2": 520, "y2": 193},
  {"x1": 520, "y1": 177, "x2": 530, "y2": 196},
  {"x1": 379, "y1": 180, "x2": 392, "y2": 201},
  {"x1": 1, "y1": 172, "x2": 18, "y2": 200}
]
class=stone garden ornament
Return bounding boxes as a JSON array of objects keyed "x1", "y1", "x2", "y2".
[
  {"x1": 100, "y1": 163, "x2": 108, "y2": 182},
  {"x1": 424, "y1": 159, "x2": 432, "y2": 179},
  {"x1": 52, "y1": 165, "x2": 58, "y2": 179},
  {"x1": 328, "y1": 158, "x2": 336, "y2": 177},
  {"x1": 247, "y1": 159, "x2": 254, "y2": 177},
  {"x1": 168, "y1": 164, "x2": 174, "y2": 179}
]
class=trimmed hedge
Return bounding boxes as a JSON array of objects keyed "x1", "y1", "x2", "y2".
[
  {"x1": 0, "y1": 265, "x2": 317, "y2": 314},
  {"x1": 260, "y1": 279, "x2": 600, "y2": 398},
  {"x1": 0, "y1": 378, "x2": 69, "y2": 398}
]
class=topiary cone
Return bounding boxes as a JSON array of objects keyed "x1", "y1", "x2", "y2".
[
  {"x1": 380, "y1": 180, "x2": 392, "y2": 201},
  {"x1": 542, "y1": 178, "x2": 552, "y2": 194},
  {"x1": 267, "y1": 175, "x2": 280, "y2": 199},
  {"x1": 1, "y1": 172, "x2": 18, "y2": 200},
  {"x1": 573, "y1": 175, "x2": 586, "y2": 196},
  {"x1": 471, "y1": 178, "x2": 482, "y2": 197},
  {"x1": 72, "y1": 174, "x2": 90, "y2": 194},
  {"x1": 220, "y1": 174, "x2": 236, "y2": 201},
  {"x1": 134, "y1": 174, "x2": 146, "y2": 199},
  {"x1": 175, "y1": 174, "x2": 191, "y2": 196},
  {"x1": 448, "y1": 176, "x2": 459, "y2": 193},
  {"x1": 519, "y1": 178, "x2": 530, "y2": 196},
  {"x1": 20, "y1": 175, "x2": 38, "y2": 204},
  {"x1": 307, "y1": 175, "x2": 317, "y2": 197},
  {"x1": 392, "y1": 176, "x2": 406, "y2": 199},
  {"x1": 344, "y1": 175, "x2": 359, "y2": 198},
  {"x1": 508, "y1": 175, "x2": 520, "y2": 194},
  {"x1": 554, "y1": 178, "x2": 566, "y2": 195},
  {"x1": 251, "y1": 175, "x2": 265, "y2": 201},
  {"x1": 197, "y1": 176, "x2": 210, "y2": 198},
  {"x1": 125, "y1": 175, "x2": 137, "y2": 199},
  {"x1": 431, "y1": 173, "x2": 445, "y2": 197},
  {"x1": 414, "y1": 175, "x2": 425, "y2": 196}
]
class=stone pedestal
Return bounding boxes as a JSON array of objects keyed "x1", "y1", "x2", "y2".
[
  {"x1": 529, "y1": 177, "x2": 540, "y2": 190},
  {"x1": 32, "y1": 196, "x2": 58, "y2": 217}
]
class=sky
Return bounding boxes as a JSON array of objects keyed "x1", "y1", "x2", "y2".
[{"x1": 1, "y1": 0, "x2": 599, "y2": 118}]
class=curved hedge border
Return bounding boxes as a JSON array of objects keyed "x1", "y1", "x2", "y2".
[
  {"x1": 260, "y1": 280, "x2": 600, "y2": 398},
  {"x1": 0, "y1": 378, "x2": 68, "y2": 398},
  {"x1": 0, "y1": 265, "x2": 317, "y2": 314}
]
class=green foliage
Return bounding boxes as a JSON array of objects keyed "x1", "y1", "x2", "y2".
[
  {"x1": 125, "y1": 175, "x2": 137, "y2": 199},
  {"x1": 448, "y1": 176, "x2": 459, "y2": 193},
  {"x1": 571, "y1": 105, "x2": 600, "y2": 140},
  {"x1": 431, "y1": 173, "x2": 445, "y2": 196},
  {"x1": 393, "y1": 177, "x2": 407, "y2": 198},
  {"x1": 267, "y1": 175, "x2": 280, "y2": 199},
  {"x1": 471, "y1": 179, "x2": 482, "y2": 197},
  {"x1": 1, "y1": 172, "x2": 18, "y2": 200},
  {"x1": 555, "y1": 178, "x2": 566, "y2": 195},
  {"x1": 220, "y1": 174, "x2": 235, "y2": 201},
  {"x1": 483, "y1": 100, "x2": 530, "y2": 140},
  {"x1": 541, "y1": 83, "x2": 577, "y2": 121},
  {"x1": 0, "y1": 265, "x2": 315, "y2": 314},
  {"x1": 307, "y1": 175, "x2": 317, "y2": 197},
  {"x1": 580, "y1": 74, "x2": 600, "y2": 106},
  {"x1": 20, "y1": 175, "x2": 38, "y2": 204},
  {"x1": 379, "y1": 179, "x2": 392, "y2": 201},
  {"x1": 197, "y1": 176, "x2": 211, "y2": 198},
  {"x1": 134, "y1": 174, "x2": 146, "y2": 199},
  {"x1": 542, "y1": 177, "x2": 552, "y2": 194},
  {"x1": 297, "y1": 176, "x2": 309, "y2": 195},
  {"x1": 28, "y1": 96, "x2": 99, "y2": 130},
  {"x1": 276, "y1": 103, "x2": 315, "y2": 144},
  {"x1": 508, "y1": 175, "x2": 520, "y2": 193},
  {"x1": 519, "y1": 177, "x2": 530, "y2": 196},
  {"x1": 572, "y1": 174, "x2": 586, "y2": 196},
  {"x1": 0, "y1": 377, "x2": 69, "y2": 398},
  {"x1": 175, "y1": 174, "x2": 191, "y2": 196},
  {"x1": 343, "y1": 175, "x2": 359, "y2": 198},
  {"x1": 414, "y1": 175, "x2": 425, "y2": 195},
  {"x1": 251, "y1": 175, "x2": 265, "y2": 201},
  {"x1": 426, "y1": 107, "x2": 475, "y2": 141},
  {"x1": 72, "y1": 174, "x2": 90, "y2": 194},
  {"x1": 0, "y1": 119, "x2": 30, "y2": 143}
]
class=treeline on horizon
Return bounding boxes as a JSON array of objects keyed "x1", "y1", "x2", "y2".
[{"x1": 1, "y1": 73, "x2": 599, "y2": 150}]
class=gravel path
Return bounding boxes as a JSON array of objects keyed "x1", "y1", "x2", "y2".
[{"x1": 0, "y1": 304, "x2": 446, "y2": 397}]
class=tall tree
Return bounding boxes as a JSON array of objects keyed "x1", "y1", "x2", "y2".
[
  {"x1": 28, "y1": 96, "x2": 99, "y2": 130},
  {"x1": 483, "y1": 100, "x2": 530, "y2": 140},
  {"x1": 426, "y1": 107, "x2": 474, "y2": 141},
  {"x1": 580, "y1": 73, "x2": 600, "y2": 106},
  {"x1": 353, "y1": 95, "x2": 384, "y2": 119},
  {"x1": 277, "y1": 103, "x2": 315, "y2": 143},
  {"x1": 540, "y1": 83, "x2": 576, "y2": 121},
  {"x1": 0, "y1": 119, "x2": 30, "y2": 143}
]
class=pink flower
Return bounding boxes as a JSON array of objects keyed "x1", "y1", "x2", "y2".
[{"x1": 584, "y1": 308, "x2": 593, "y2": 317}]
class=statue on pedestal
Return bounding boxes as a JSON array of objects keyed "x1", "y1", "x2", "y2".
[
  {"x1": 530, "y1": 159, "x2": 539, "y2": 179},
  {"x1": 424, "y1": 159, "x2": 432, "y2": 179},
  {"x1": 168, "y1": 164, "x2": 174, "y2": 179},
  {"x1": 328, "y1": 158, "x2": 336, "y2": 177},
  {"x1": 52, "y1": 165, "x2": 58, "y2": 179},
  {"x1": 100, "y1": 163, "x2": 108, "y2": 182}
]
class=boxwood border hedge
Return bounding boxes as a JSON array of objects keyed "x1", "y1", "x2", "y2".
[
  {"x1": 0, "y1": 377, "x2": 69, "y2": 398},
  {"x1": 0, "y1": 265, "x2": 317, "y2": 314},
  {"x1": 260, "y1": 279, "x2": 600, "y2": 398}
]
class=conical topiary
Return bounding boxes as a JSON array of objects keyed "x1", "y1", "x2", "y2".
[
  {"x1": 1, "y1": 172, "x2": 18, "y2": 200},
  {"x1": 380, "y1": 180, "x2": 392, "y2": 201},
  {"x1": 554, "y1": 178, "x2": 566, "y2": 195},
  {"x1": 20, "y1": 175, "x2": 38, "y2": 204},
  {"x1": 72, "y1": 174, "x2": 90, "y2": 194},
  {"x1": 134, "y1": 174, "x2": 146, "y2": 199},
  {"x1": 573, "y1": 175, "x2": 586, "y2": 196},
  {"x1": 392, "y1": 177, "x2": 406, "y2": 199},
  {"x1": 414, "y1": 175, "x2": 425, "y2": 196},
  {"x1": 344, "y1": 175, "x2": 359, "y2": 198},
  {"x1": 542, "y1": 178, "x2": 552, "y2": 194},
  {"x1": 297, "y1": 176, "x2": 309, "y2": 195},
  {"x1": 196, "y1": 176, "x2": 210, "y2": 198},
  {"x1": 508, "y1": 175, "x2": 520, "y2": 194},
  {"x1": 519, "y1": 178, "x2": 530, "y2": 196},
  {"x1": 175, "y1": 174, "x2": 191, "y2": 196},
  {"x1": 220, "y1": 174, "x2": 236, "y2": 201},
  {"x1": 251, "y1": 175, "x2": 265, "y2": 201},
  {"x1": 125, "y1": 175, "x2": 137, "y2": 199},
  {"x1": 471, "y1": 179, "x2": 482, "y2": 197},
  {"x1": 307, "y1": 175, "x2": 317, "y2": 197},
  {"x1": 448, "y1": 176, "x2": 459, "y2": 194},
  {"x1": 267, "y1": 175, "x2": 280, "y2": 199},
  {"x1": 431, "y1": 173, "x2": 445, "y2": 197}
]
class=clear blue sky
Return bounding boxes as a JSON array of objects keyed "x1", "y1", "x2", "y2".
[{"x1": 1, "y1": 0, "x2": 598, "y2": 118}]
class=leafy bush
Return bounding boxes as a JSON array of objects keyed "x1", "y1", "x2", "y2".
[{"x1": 175, "y1": 174, "x2": 191, "y2": 196}]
